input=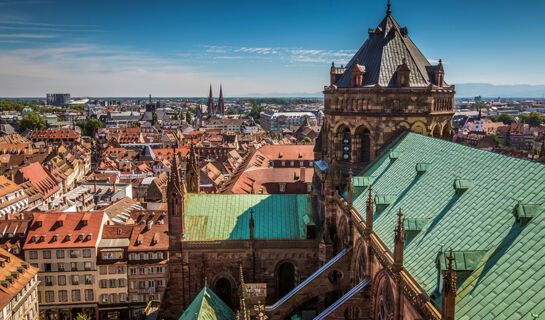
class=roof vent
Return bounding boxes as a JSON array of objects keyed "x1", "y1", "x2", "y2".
[
  {"x1": 389, "y1": 151, "x2": 401, "y2": 160},
  {"x1": 514, "y1": 203, "x2": 542, "y2": 224},
  {"x1": 353, "y1": 176, "x2": 374, "y2": 188},
  {"x1": 453, "y1": 179, "x2": 474, "y2": 194},
  {"x1": 416, "y1": 163, "x2": 431, "y2": 174},
  {"x1": 436, "y1": 250, "x2": 487, "y2": 291},
  {"x1": 374, "y1": 194, "x2": 397, "y2": 213},
  {"x1": 403, "y1": 218, "x2": 430, "y2": 242}
]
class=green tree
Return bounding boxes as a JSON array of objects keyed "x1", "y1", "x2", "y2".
[
  {"x1": 302, "y1": 137, "x2": 312, "y2": 143},
  {"x1": 76, "y1": 119, "x2": 103, "y2": 137},
  {"x1": 19, "y1": 113, "x2": 46, "y2": 132},
  {"x1": 172, "y1": 112, "x2": 179, "y2": 120},
  {"x1": 487, "y1": 134, "x2": 500, "y2": 147},
  {"x1": 152, "y1": 111, "x2": 158, "y2": 125},
  {"x1": 185, "y1": 111, "x2": 192, "y2": 125},
  {"x1": 519, "y1": 112, "x2": 545, "y2": 126},
  {"x1": 248, "y1": 104, "x2": 266, "y2": 124},
  {"x1": 495, "y1": 113, "x2": 515, "y2": 125}
]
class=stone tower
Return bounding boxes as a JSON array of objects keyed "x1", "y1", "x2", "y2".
[
  {"x1": 207, "y1": 84, "x2": 215, "y2": 115},
  {"x1": 315, "y1": 2, "x2": 455, "y2": 260},
  {"x1": 318, "y1": 2, "x2": 455, "y2": 172},
  {"x1": 163, "y1": 148, "x2": 189, "y2": 319},
  {"x1": 186, "y1": 143, "x2": 200, "y2": 193},
  {"x1": 218, "y1": 84, "x2": 225, "y2": 115}
]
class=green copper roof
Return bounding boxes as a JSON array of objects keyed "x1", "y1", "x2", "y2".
[
  {"x1": 179, "y1": 286, "x2": 235, "y2": 320},
  {"x1": 184, "y1": 194, "x2": 315, "y2": 241},
  {"x1": 352, "y1": 132, "x2": 545, "y2": 319}
]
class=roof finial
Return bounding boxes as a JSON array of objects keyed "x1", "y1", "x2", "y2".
[{"x1": 387, "y1": 0, "x2": 391, "y2": 16}]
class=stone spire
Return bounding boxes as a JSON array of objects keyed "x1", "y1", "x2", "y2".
[
  {"x1": 347, "y1": 169, "x2": 354, "y2": 208},
  {"x1": 207, "y1": 84, "x2": 215, "y2": 115},
  {"x1": 249, "y1": 209, "x2": 255, "y2": 240},
  {"x1": 442, "y1": 248, "x2": 457, "y2": 320},
  {"x1": 186, "y1": 143, "x2": 200, "y2": 193},
  {"x1": 365, "y1": 187, "x2": 374, "y2": 234},
  {"x1": 218, "y1": 84, "x2": 225, "y2": 115},
  {"x1": 386, "y1": 0, "x2": 391, "y2": 16},
  {"x1": 393, "y1": 208, "x2": 405, "y2": 273}
]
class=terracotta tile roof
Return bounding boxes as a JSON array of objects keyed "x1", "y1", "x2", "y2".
[
  {"x1": 17, "y1": 163, "x2": 59, "y2": 199},
  {"x1": 23, "y1": 211, "x2": 105, "y2": 249},
  {"x1": 153, "y1": 147, "x2": 190, "y2": 161},
  {"x1": 128, "y1": 223, "x2": 168, "y2": 251},
  {"x1": 102, "y1": 224, "x2": 133, "y2": 239},
  {"x1": 254, "y1": 144, "x2": 314, "y2": 162},
  {"x1": 29, "y1": 129, "x2": 80, "y2": 141},
  {"x1": 0, "y1": 217, "x2": 31, "y2": 254},
  {"x1": 0, "y1": 248, "x2": 38, "y2": 310}
]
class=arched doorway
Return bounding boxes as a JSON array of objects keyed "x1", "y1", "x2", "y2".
[
  {"x1": 214, "y1": 278, "x2": 233, "y2": 309},
  {"x1": 276, "y1": 262, "x2": 296, "y2": 299}
]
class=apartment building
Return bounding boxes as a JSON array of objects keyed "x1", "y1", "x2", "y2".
[
  {"x1": 23, "y1": 212, "x2": 107, "y2": 320},
  {"x1": 97, "y1": 225, "x2": 131, "y2": 320},
  {"x1": 126, "y1": 212, "x2": 168, "y2": 319},
  {"x1": 0, "y1": 176, "x2": 28, "y2": 218},
  {"x1": 259, "y1": 111, "x2": 317, "y2": 131},
  {"x1": 0, "y1": 248, "x2": 39, "y2": 320}
]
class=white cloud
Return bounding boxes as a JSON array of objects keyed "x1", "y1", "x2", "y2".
[{"x1": 0, "y1": 33, "x2": 57, "y2": 38}]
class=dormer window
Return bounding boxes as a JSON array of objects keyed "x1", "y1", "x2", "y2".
[
  {"x1": 52, "y1": 234, "x2": 58, "y2": 242},
  {"x1": 396, "y1": 58, "x2": 411, "y2": 87},
  {"x1": 65, "y1": 234, "x2": 71, "y2": 241},
  {"x1": 81, "y1": 220, "x2": 88, "y2": 227},
  {"x1": 30, "y1": 235, "x2": 37, "y2": 243},
  {"x1": 39, "y1": 235, "x2": 45, "y2": 242},
  {"x1": 78, "y1": 233, "x2": 85, "y2": 241},
  {"x1": 86, "y1": 233, "x2": 93, "y2": 241}
]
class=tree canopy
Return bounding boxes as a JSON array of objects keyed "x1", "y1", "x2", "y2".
[
  {"x1": 76, "y1": 119, "x2": 103, "y2": 137},
  {"x1": 487, "y1": 113, "x2": 516, "y2": 125},
  {"x1": 19, "y1": 113, "x2": 46, "y2": 132},
  {"x1": 248, "y1": 104, "x2": 266, "y2": 124},
  {"x1": 519, "y1": 112, "x2": 545, "y2": 126}
]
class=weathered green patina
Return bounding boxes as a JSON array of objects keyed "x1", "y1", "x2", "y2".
[
  {"x1": 184, "y1": 194, "x2": 315, "y2": 241},
  {"x1": 178, "y1": 285, "x2": 235, "y2": 320},
  {"x1": 352, "y1": 132, "x2": 545, "y2": 319}
]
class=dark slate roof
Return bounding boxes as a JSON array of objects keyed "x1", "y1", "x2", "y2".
[{"x1": 336, "y1": 13, "x2": 438, "y2": 88}]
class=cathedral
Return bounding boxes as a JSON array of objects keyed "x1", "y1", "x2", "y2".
[
  {"x1": 207, "y1": 84, "x2": 226, "y2": 116},
  {"x1": 162, "y1": 3, "x2": 545, "y2": 320}
]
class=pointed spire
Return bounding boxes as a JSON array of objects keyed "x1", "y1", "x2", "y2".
[
  {"x1": 249, "y1": 209, "x2": 255, "y2": 240},
  {"x1": 393, "y1": 208, "x2": 405, "y2": 272},
  {"x1": 347, "y1": 169, "x2": 354, "y2": 208},
  {"x1": 365, "y1": 186, "x2": 374, "y2": 234},
  {"x1": 386, "y1": 0, "x2": 391, "y2": 16},
  {"x1": 442, "y1": 248, "x2": 457, "y2": 320}
]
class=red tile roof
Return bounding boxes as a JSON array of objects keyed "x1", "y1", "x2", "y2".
[
  {"x1": 18, "y1": 163, "x2": 59, "y2": 199},
  {"x1": 23, "y1": 211, "x2": 105, "y2": 249},
  {"x1": 29, "y1": 129, "x2": 80, "y2": 141}
]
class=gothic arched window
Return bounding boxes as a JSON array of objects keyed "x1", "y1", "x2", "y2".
[
  {"x1": 375, "y1": 275, "x2": 394, "y2": 320},
  {"x1": 354, "y1": 127, "x2": 371, "y2": 163},
  {"x1": 335, "y1": 125, "x2": 351, "y2": 162}
]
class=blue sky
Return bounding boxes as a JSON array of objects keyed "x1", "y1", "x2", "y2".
[{"x1": 0, "y1": 0, "x2": 544, "y2": 97}]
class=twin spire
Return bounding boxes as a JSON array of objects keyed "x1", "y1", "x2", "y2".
[{"x1": 207, "y1": 84, "x2": 225, "y2": 115}]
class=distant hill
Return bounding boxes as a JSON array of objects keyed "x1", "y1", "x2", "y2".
[{"x1": 454, "y1": 83, "x2": 545, "y2": 98}]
